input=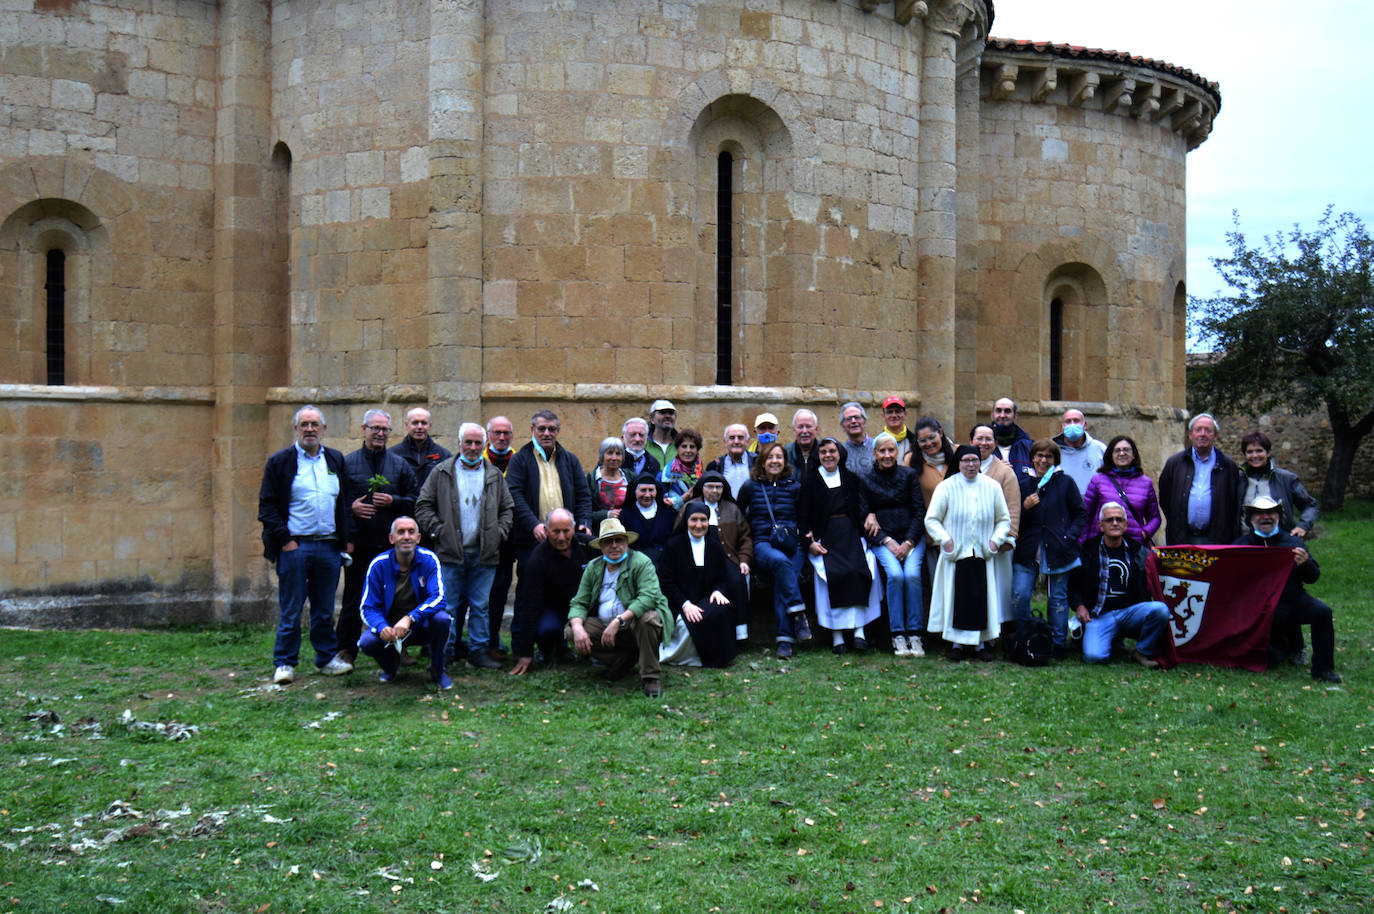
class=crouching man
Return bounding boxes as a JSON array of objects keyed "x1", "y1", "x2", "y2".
[
  {"x1": 359, "y1": 517, "x2": 454, "y2": 690},
  {"x1": 1068, "y1": 502, "x2": 1171, "y2": 668},
  {"x1": 566, "y1": 518, "x2": 671, "y2": 698},
  {"x1": 1234, "y1": 495, "x2": 1341, "y2": 683}
]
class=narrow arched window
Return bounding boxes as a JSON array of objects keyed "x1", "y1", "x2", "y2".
[
  {"x1": 1048, "y1": 296, "x2": 1063, "y2": 400},
  {"x1": 715, "y1": 151, "x2": 733, "y2": 386},
  {"x1": 45, "y1": 248, "x2": 66, "y2": 385}
]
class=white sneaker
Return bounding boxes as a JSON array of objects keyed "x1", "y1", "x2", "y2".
[
  {"x1": 908, "y1": 636, "x2": 926, "y2": 658},
  {"x1": 891, "y1": 635, "x2": 910, "y2": 657},
  {"x1": 273, "y1": 665, "x2": 294, "y2": 684},
  {"x1": 320, "y1": 656, "x2": 353, "y2": 676}
]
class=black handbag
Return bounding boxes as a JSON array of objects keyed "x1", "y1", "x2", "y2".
[
  {"x1": 1009, "y1": 610, "x2": 1053, "y2": 666},
  {"x1": 760, "y1": 484, "x2": 799, "y2": 553}
]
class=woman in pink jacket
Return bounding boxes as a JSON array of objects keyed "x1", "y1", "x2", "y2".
[{"x1": 1078, "y1": 435, "x2": 1161, "y2": 545}]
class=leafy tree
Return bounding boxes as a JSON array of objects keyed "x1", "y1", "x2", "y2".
[{"x1": 1190, "y1": 208, "x2": 1374, "y2": 511}]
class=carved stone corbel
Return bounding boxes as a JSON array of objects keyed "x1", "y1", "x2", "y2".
[
  {"x1": 991, "y1": 63, "x2": 1018, "y2": 100},
  {"x1": 1104, "y1": 77, "x2": 1135, "y2": 114},
  {"x1": 1069, "y1": 71, "x2": 1099, "y2": 107},
  {"x1": 1031, "y1": 65, "x2": 1057, "y2": 102},
  {"x1": 894, "y1": 0, "x2": 930, "y2": 24},
  {"x1": 1133, "y1": 82, "x2": 1161, "y2": 119}
]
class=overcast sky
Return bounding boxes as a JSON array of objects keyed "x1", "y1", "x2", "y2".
[{"x1": 990, "y1": 0, "x2": 1374, "y2": 307}]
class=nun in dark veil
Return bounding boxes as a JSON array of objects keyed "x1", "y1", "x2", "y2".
[
  {"x1": 620, "y1": 471, "x2": 677, "y2": 567},
  {"x1": 657, "y1": 501, "x2": 741, "y2": 668},
  {"x1": 800, "y1": 437, "x2": 882, "y2": 655}
]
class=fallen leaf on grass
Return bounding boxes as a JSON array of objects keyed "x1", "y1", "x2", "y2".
[{"x1": 1152, "y1": 798, "x2": 1167, "y2": 810}]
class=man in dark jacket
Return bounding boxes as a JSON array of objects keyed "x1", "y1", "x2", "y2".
[
  {"x1": 1068, "y1": 502, "x2": 1171, "y2": 668},
  {"x1": 336, "y1": 408, "x2": 418, "y2": 667},
  {"x1": 510, "y1": 508, "x2": 595, "y2": 675},
  {"x1": 1158, "y1": 413, "x2": 1240, "y2": 545},
  {"x1": 506, "y1": 409, "x2": 594, "y2": 654},
  {"x1": 1233, "y1": 495, "x2": 1340, "y2": 683},
  {"x1": 389, "y1": 407, "x2": 451, "y2": 490},
  {"x1": 257, "y1": 405, "x2": 355, "y2": 684},
  {"x1": 990, "y1": 397, "x2": 1034, "y2": 478}
]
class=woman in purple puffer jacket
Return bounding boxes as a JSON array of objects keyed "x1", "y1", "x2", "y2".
[{"x1": 1078, "y1": 435, "x2": 1161, "y2": 545}]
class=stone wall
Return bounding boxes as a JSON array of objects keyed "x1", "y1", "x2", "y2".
[
  {"x1": 1, "y1": 0, "x2": 1229, "y2": 625},
  {"x1": 1207, "y1": 406, "x2": 1374, "y2": 510}
]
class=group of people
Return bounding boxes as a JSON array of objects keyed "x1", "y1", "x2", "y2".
[{"x1": 257, "y1": 396, "x2": 1342, "y2": 698}]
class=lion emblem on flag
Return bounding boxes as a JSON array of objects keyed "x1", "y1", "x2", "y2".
[{"x1": 1159, "y1": 576, "x2": 1210, "y2": 645}]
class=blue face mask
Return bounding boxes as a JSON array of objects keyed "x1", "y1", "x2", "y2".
[
  {"x1": 459, "y1": 454, "x2": 483, "y2": 467},
  {"x1": 605, "y1": 548, "x2": 630, "y2": 564},
  {"x1": 1062, "y1": 424, "x2": 1085, "y2": 442},
  {"x1": 1253, "y1": 519, "x2": 1281, "y2": 538},
  {"x1": 756, "y1": 431, "x2": 777, "y2": 445}
]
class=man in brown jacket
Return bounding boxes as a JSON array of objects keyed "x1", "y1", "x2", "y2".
[{"x1": 415, "y1": 422, "x2": 514, "y2": 669}]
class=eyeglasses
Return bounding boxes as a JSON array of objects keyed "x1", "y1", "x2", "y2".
[
  {"x1": 916, "y1": 437, "x2": 940, "y2": 446},
  {"x1": 1101, "y1": 517, "x2": 1127, "y2": 524},
  {"x1": 534, "y1": 425, "x2": 560, "y2": 433},
  {"x1": 364, "y1": 425, "x2": 391, "y2": 434}
]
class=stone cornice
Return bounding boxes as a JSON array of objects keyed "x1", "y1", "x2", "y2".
[
  {"x1": 981, "y1": 38, "x2": 1220, "y2": 150},
  {"x1": 821, "y1": 0, "x2": 993, "y2": 31}
]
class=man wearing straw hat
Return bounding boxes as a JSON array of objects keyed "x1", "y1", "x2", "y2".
[{"x1": 566, "y1": 517, "x2": 673, "y2": 698}]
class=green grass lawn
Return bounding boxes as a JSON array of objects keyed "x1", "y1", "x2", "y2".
[{"x1": 3, "y1": 505, "x2": 1371, "y2": 913}]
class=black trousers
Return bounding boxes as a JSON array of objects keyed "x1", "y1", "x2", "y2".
[{"x1": 1274, "y1": 593, "x2": 1336, "y2": 675}]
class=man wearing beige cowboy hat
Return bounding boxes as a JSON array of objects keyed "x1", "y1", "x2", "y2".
[{"x1": 566, "y1": 517, "x2": 673, "y2": 698}]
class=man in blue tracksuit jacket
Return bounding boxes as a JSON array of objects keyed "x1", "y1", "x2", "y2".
[{"x1": 358, "y1": 516, "x2": 453, "y2": 690}]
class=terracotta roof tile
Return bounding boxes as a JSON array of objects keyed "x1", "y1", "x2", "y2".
[{"x1": 986, "y1": 37, "x2": 1220, "y2": 104}]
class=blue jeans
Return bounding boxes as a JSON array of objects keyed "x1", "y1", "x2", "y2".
[
  {"x1": 754, "y1": 540, "x2": 806, "y2": 643},
  {"x1": 1082, "y1": 601, "x2": 1171, "y2": 662},
  {"x1": 1012, "y1": 563, "x2": 1070, "y2": 647},
  {"x1": 273, "y1": 539, "x2": 342, "y2": 668},
  {"x1": 875, "y1": 539, "x2": 924, "y2": 634},
  {"x1": 441, "y1": 553, "x2": 497, "y2": 657},
  {"x1": 360, "y1": 610, "x2": 452, "y2": 677}
]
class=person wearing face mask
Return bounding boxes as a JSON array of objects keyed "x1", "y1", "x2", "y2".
[
  {"x1": 1236, "y1": 429, "x2": 1321, "y2": 666},
  {"x1": 415, "y1": 422, "x2": 514, "y2": 669},
  {"x1": 658, "y1": 501, "x2": 742, "y2": 668},
  {"x1": 620, "y1": 473, "x2": 677, "y2": 567},
  {"x1": 752, "y1": 412, "x2": 781, "y2": 451},
  {"x1": 566, "y1": 518, "x2": 672, "y2": 698},
  {"x1": 1232, "y1": 495, "x2": 1340, "y2": 683},
  {"x1": 1051, "y1": 408, "x2": 1106, "y2": 497}
]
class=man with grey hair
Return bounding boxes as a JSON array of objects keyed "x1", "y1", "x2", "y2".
[
  {"x1": 620, "y1": 416, "x2": 661, "y2": 479},
  {"x1": 1158, "y1": 412, "x2": 1240, "y2": 545},
  {"x1": 705, "y1": 423, "x2": 754, "y2": 497},
  {"x1": 788, "y1": 408, "x2": 822, "y2": 479},
  {"x1": 390, "y1": 406, "x2": 451, "y2": 490},
  {"x1": 415, "y1": 421, "x2": 513, "y2": 669},
  {"x1": 336, "y1": 408, "x2": 419, "y2": 668},
  {"x1": 258, "y1": 405, "x2": 356, "y2": 684},
  {"x1": 839, "y1": 401, "x2": 874, "y2": 476},
  {"x1": 1068, "y1": 501, "x2": 1171, "y2": 668}
]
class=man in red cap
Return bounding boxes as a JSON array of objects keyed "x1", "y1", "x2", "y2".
[{"x1": 881, "y1": 396, "x2": 914, "y2": 465}]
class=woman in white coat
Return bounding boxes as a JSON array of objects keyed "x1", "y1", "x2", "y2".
[{"x1": 924, "y1": 445, "x2": 1012, "y2": 660}]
